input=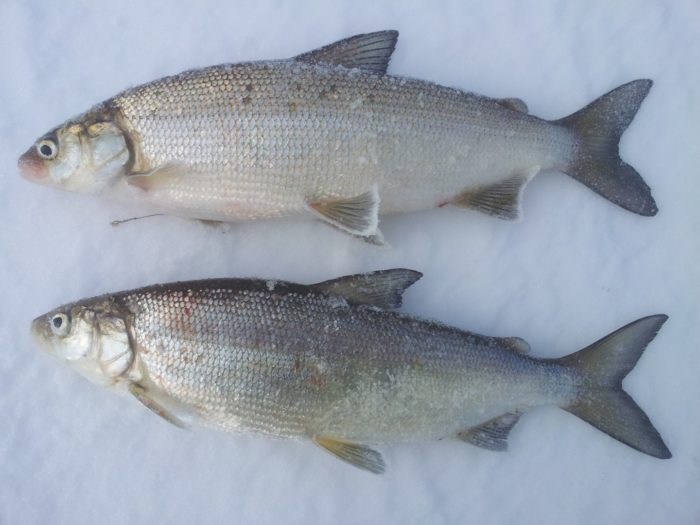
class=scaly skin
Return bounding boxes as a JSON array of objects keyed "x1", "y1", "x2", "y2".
[{"x1": 108, "y1": 59, "x2": 572, "y2": 221}]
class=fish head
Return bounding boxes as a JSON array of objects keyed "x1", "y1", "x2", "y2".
[
  {"x1": 19, "y1": 107, "x2": 130, "y2": 194},
  {"x1": 31, "y1": 298, "x2": 134, "y2": 387}
]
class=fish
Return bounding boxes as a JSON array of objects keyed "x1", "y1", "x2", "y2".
[
  {"x1": 31, "y1": 269, "x2": 671, "y2": 473},
  {"x1": 19, "y1": 30, "x2": 657, "y2": 242}
]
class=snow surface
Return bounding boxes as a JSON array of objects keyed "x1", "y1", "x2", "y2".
[{"x1": 1, "y1": 1, "x2": 699, "y2": 524}]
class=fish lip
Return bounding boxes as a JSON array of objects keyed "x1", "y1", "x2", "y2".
[{"x1": 18, "y1": 146, "x2": 49, "y2": 181}]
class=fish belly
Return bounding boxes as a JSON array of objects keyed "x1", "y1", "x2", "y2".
[{"x1": 114, "y1": 61, "x2": 574, "y2": 220}]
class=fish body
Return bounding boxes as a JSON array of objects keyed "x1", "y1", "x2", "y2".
[
  {"x1": 109, "y1": 60, "x2": 563, "y2": 221},
  {"x1": 20, "y1": 31, "x2": 657, "y2": 240},
  {"x1": 32, "y1": 270, "x2": 671, "y2": 473}
]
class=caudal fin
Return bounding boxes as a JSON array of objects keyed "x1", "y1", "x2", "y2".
[
  {"x1": 559, "y1": 315, "x2": 671, "y2": 459},
  {"x1": 556, "y1": 79, "x2": 657, "y2": 216}
]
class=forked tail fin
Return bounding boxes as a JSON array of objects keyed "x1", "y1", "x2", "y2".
[
  {"x1": 556, "y1": 79, "x2": 657, "y2": 216},
  {"x1": 559, "y1": 315, "x2": 671, "y2": 459}
]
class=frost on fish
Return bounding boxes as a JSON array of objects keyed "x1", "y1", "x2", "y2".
[
  {"x1": 31, "y1": 269, "x2": 671, "y2": 473},
  {"x1": 19, "y1": 31, "x2": 658, "y2": 240}
]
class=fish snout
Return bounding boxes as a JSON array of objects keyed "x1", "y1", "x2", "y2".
[{"x1": 18, "y1": 147, "x2": 49, "y2": 181}]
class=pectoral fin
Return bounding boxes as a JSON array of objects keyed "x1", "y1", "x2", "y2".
[
  {"x1": 457, "y1": 411, "x2": 522, "y2": 451},
  {"x1": 453, "y1": 167, "x2": 540, "y2": 220},
  {"x1": 129, "y1": 382, "x2": 189, "y2": 429},
  {"x1": 126, "y1": 163, "x2": 190, "y2": 191},
  {"x1": 313, "y1": 436, "x2": 385, "y2": 474},
  {"x1": 306, "y1": 185, "x2": 381, "y2": 238}
]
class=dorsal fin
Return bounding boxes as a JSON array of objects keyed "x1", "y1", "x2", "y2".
[
  {"x1": 295, "y1": 30, "x2": 398, "y2": 74},
  {"x1": 313, "y1": 268, "x2": 422, "y2": 309}
]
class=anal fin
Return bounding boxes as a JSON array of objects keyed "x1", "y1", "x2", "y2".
[
  {"x1": 313, "y1": 436, "x2": 385, "y2": 474},
  {"x1": 306, "y1": 185, "x2": 381, "y2": 238},
  {"x1": 453, "y1": 167, "x2": 539, "y2": 220},
  {"x1": 129, "y1": 382, "x2": 189, "y2": 429},
  {"x1": 457, "y1": 411, "x2": 522, "y2": 451}
]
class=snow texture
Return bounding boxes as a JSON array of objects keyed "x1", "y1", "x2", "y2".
[{"x1": 1, "y1": 1, "x2": 699, "y2": 524}]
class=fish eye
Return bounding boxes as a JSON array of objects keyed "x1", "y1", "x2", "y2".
[
  {"x1": 50, "y1": 313, "x2": 71, "y2": 336},
  {"x1": 37, "y1": 139, "x2": 58, "y2": 160}
]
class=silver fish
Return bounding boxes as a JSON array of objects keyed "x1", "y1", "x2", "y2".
[
  {"x1": 19, "y1": 31, "x2": 657, "y2": 241},
  {"x1": 31, "y1": 269, "x2": 670, "y2": 473}
]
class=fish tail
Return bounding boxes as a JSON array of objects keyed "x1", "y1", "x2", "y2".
[
  {"x1": 556, "y1": 79, "x2": 657, "y2": 216},
  {"x1": 558, "y1": 315, "x2": 671, "y2": 459}
]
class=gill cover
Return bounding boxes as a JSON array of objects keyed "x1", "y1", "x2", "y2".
[{"x1": 92, "y1": 313, "x2": 133, "y2": 380}]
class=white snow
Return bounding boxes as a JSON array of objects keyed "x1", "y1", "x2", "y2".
[{"x1": 1, "y1": 1, "x2": 699, "y2": 524}]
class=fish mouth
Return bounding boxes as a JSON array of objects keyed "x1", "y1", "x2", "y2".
[
  {"x1": 30, "y1": 315, "x2": 52, "y2": 352},
  {"x1": 18, "y1": 147, "x2": 49, "y2": 181}
]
